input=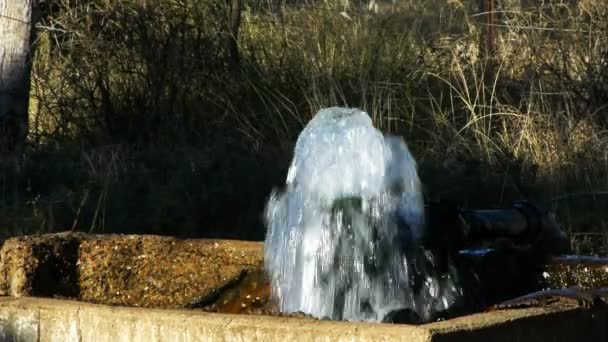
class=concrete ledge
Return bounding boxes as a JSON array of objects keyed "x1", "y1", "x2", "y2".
[
  {"x1": 2, "y1": 232, "x2": 608, "y2": 314},
  {"x1": 427, "y1": 304, "x2": 608, "y2": 342},
  {"x1": 0, "y1": 297, "x2": 606, "y2": 342},
  {"x1": 0, "y1": 233, "x2": 264, "y2": 309}
]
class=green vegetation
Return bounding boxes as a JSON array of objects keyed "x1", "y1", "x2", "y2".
[{"x1": 1, "y1": 0, "x2": 607, "y2": 253}]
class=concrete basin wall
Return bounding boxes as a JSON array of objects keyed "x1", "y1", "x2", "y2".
[
  {"x1": 0, "y1": 233, "x2": 264, "y2": 309},
  {"x1": 0, "y1": 233, "x2": 607, "y2": 341},
  {"x1": 0, "y1": 297, "x2": 606, "y2": 342}
]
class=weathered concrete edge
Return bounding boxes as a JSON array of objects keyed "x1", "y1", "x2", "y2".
[
  {"x1": 0, "y1": 297, "x2": 431, "y2": 342},
  {"x1": 0, "y1": 233, "x2": 265, "y2": 300},
  {"x1": 1, "y1": 297, "x2": 606, "y2": 342},
  {"x1": 427, "y1": 304, "x2": 608, "y2": 342}
]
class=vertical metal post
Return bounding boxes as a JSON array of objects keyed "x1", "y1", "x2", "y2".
[
  {"x1": 479, "y1": 0, "x2": 496, "y2": 59},
  {"x1": 225, "y1": 0, "x2": 243, "y2": 73},
  {"x1": 487, "y1": 0, "x2": 496, "y2": 56}
]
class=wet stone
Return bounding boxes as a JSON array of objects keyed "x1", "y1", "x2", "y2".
[
  {"x1": 492, "y1": 286, "x2": 608, "y2": 311},
  {"x1": 543, "y1": 256, "x2": 608, "y2": 289},
  {"x1": 198, "y1": 269, "x2": 274, "y2": 314}
]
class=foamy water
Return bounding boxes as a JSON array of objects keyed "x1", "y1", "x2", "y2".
[{"x1": 264, "y1": 107, "x2": 461, "y2": 322}]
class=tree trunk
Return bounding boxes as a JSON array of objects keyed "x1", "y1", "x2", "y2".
[{"x1": 0, "y1": 0, "x2": 35, "y2": 152}]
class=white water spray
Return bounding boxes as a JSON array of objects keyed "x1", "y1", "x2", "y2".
[{"x1": 264, "y1": 107, "x2": 461, "y2": 322}]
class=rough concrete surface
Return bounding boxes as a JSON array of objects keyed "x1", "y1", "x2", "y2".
[
  {"x1": 2, "y1": 232, "x2": 608, "y2": 314},
  {"x1": 0, "y1": 233, "x2": 607, "y2": 341},
  {"x1": 0, "y1": 297, "x2": 429, "y2": 342},
  {"x1": 0, "y1": 297, "x2": 606, "y2": 342},
  {"x1": 0, "y1": 232, "x2": 265, "y2": 309},
  {"x1": 0, "y1": 232, "x2": 85, "y2": 297},
  {"x1": 78, "y1": 235, "x2": 263, "y2": 308},
  {"x1": 428, "y1": 303, "x2": 608, "y2": 342}
]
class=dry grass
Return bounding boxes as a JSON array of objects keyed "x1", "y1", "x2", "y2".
[{"x1": 1, "y1": 0, "x2": 607, "y2": 252}]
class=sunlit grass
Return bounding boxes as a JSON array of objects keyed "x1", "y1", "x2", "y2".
[{"x1": 2, "y1": 0, "x2": 606, "y2": 252}]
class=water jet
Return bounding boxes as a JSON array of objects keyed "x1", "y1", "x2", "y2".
[
  {"x1": 264, "y1": 107, "x2": 461, "y2": 323},
  {"x1": 0, "y1": 107, "x2": 607, "y2": 340},
  {"x1": 262, "y1": 107, "x2": 590, "y2": 324}
]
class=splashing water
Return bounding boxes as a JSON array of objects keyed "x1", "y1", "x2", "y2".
[{"x1": 264, "y1": 107, "x2": 462, "y2": 322}]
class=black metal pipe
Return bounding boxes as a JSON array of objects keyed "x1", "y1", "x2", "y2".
[{"x1": 423, "y1": 200, "x2": 570, "y2": 256}]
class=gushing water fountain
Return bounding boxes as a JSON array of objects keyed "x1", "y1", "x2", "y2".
[{"x1": 264, "y1": 107, "x2": 462, "y2": 322}]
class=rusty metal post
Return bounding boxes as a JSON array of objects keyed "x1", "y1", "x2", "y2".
[
  {"x1": 225, "y1": 0, "x2": 243, "y2": 73},
  {"x1": 479, "y1": 0, "x2": 497, "y2": 59},
  {"x1": 487, "y1": 0, "x2": 496, "y2": 56},
  {"x1": 476, "y1": 0, "x2": 498, "y2": 102}
]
